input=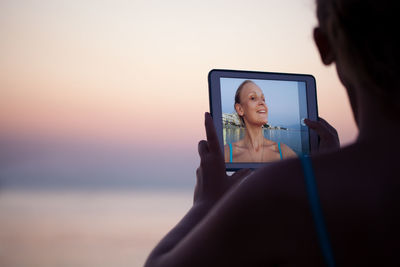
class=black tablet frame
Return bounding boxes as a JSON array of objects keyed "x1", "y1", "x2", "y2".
[{"x1": 208, "y1": 69, "x2": 318, "y2": 171}]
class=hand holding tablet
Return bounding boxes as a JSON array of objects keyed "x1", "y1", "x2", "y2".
[
  {"x1": 194, "y1": 113, "x2": 252, "y2": 204},
  {"x1": 208, "y1": 69, "x2": 319, "y2": 170}
]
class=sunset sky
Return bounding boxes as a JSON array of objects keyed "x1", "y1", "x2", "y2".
[{"x1": 0, "y1": 0, "x2": 358, "y2": 188}]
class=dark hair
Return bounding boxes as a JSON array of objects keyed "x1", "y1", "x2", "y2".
[
  {"x1": 316, "y1": 0, "x2": 400, "y2": 114},
  {"x1": 234, "y1": 80, "x2": 254, "y2": 125}
]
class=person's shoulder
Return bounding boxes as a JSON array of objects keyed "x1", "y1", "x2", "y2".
[
  {"x1": 232, "y1": 139, "x2": 244, "y2": 146},
  {"x1": 238, "y1": 156, "x2": 304, "y2": 199},
  {"x1": 262, "y1": 138, "x2": 278, "y2": 151},
  {"x1": 215, "y1": 157, "x2": 318, "y2": 262},
  {"x1": 222, "y1": 147, "x2": 400, "y2": 263},
  {"x1": 224, "y1": 143, "x2": 231, "y2": 150},
  {"x1": 224, "y1": 141, "x2": 244, "y2": 161},
  {"x1": 228, "y1": 156, "x2": 309, "y2": 223},
  {"x1": 224, "y1": 143, "x2": 231, "y2": 161},
  {"x1": 231, "y1": 140, "x2": 247, "y2": 154},
  {"x1": 280, "y1": 142, "x2": 297, "y2": 158}
]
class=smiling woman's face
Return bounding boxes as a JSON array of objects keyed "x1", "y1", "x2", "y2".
[{"x1": 235, "y1": 82, "x2": 268, "y2": 127}]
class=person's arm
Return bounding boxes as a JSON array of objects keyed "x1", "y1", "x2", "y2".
[
  {"x1": 145, "y1": 172, "x2": 280, "y2": 267},
  {"x1": 145, "y1": 113, "x2": 251, "y2": 267},
  {"x1": 145, "y1": 112, "x2": 316, "y2": 266}
]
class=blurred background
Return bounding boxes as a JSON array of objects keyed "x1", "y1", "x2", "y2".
[{"x1": 0, "y1": 0, "x2": 357, "y2": 266}]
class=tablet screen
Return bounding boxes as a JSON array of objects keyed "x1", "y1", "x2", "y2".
[{"x1": 208, "y1": 70, "x2": 318, "y2": 170}]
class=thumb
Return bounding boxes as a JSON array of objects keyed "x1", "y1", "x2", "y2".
[{"x1": 304, "y1": 119, "x2": 327, "y2": 137}]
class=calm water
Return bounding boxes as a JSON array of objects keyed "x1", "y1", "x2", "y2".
[
  {"x1": 223, "y1": 127, "x2": 308, "y2": 155},
  {"x1": 0, "y1": 189, "x2": 193, "y2": 267}
]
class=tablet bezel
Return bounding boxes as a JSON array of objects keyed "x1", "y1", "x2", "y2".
[{"x1": 208, "y1": 69, "x2": 318, "y2": 171}]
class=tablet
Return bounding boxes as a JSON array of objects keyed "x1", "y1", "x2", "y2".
[{"x1": 208, "y1": 69, "x2": 318, "y2": 171}]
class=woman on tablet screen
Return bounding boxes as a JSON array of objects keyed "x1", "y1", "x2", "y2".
[{"x1": 224, "y1": 80, "x2": 297, "y2": 162}]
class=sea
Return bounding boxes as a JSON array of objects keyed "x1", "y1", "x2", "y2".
[{"x1": 0, "y1": 188, "x2": 193, "y2": 267}]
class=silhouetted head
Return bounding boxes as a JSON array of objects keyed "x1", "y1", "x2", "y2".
[
  {"x1": 234, "y1": 80, "x2": 268, "y2": 127},
  {"x1": 314, "y1": 0, "x2": 400, "y2": 116}
]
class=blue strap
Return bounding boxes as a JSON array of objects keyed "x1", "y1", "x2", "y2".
[
  {"x1": 278, "y1": 142, "x2": 283, "y2": 160},
  {"x1": 228, "y1": 143, "x2": 233, "y2": 163},
  {"x1": 300, "y1": 155, "x2": 335, "y2": 267}
]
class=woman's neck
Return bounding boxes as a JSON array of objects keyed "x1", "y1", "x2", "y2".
[
  {"x1": 355, "y1": 90, "x2": 400, "y2": 146},
  {"x1": 243, "y1": 123, "x2": 265, "y2": 151}
]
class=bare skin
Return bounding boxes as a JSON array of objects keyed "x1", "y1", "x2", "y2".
[
  {"x1": 146, "y1": 113, "x2": 400, "y2": 266},
  {"x1": 224, "y1": 138, "x2": 294, "y2": 162},
  {"x1": 145, "y1": 17, "x2": 400, "y2": 267},
  {"x1": 224, "y1": 82, "x2": 296, "y2": 162}
]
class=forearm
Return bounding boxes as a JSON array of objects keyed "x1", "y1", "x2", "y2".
[{"x1": 144, "y1": 201, "x2": 214, "y2": 267}]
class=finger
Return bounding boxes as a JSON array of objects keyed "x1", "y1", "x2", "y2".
[
  {"x1": 198, "y1": 140, "x2": 209, "y2": 158},
  {"x1": 304, "y1": 118, "x2": 320, "y2": 129},
  {"x1": 315, "y1": 118, "x2": 340, "y2": 147},
  {"x1": 317, "y1": 117, "x2": 332, "y2": 130},
  {"x1": 205, "y1": 112, "x2": 220, "y2": 153},
  {"x1": 194, "y1": 167, "x2": 202, "y2": 203},
  {"x1": 196, "y1": 167, "x2": 203, "y2": 181},
  {"x1": 318, "y1": 117, "x2": 338, "y2": 135},
  {"x1": 317, "y1": 117, "x2": 328, "y2": 124},
  {"x1": 304, "y1": 119, "x2": 327, "y2": 136}
]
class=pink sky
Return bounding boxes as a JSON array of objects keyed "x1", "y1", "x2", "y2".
[{"x1": 0, "y1": 0, "x2": 358, "y2": 187}]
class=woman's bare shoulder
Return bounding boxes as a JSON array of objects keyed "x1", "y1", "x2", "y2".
[
  {"x1": 225, "y1": 148, "x2": 400, "y2": 263},
  {"x1": 232, "y1": 140, "x2": 248, "y2": 155},
  {"x1": 223, "y1": 143, "x2": 235, "y2": 162},
  {"x1": 280, "y1": 142, "x2": 297, "y2": 158},
  {"x1": 223, "y1": 144, "x2": 229, "y2": 162},
  {"x1": 191, "y1": 146, "x2": 400, "y2": 265},
  {"x1": 236, "y1": 157, "x2": 305, "y2": 200},
  {"x1": 224, "y1": 141, "x2": 246, "y2": 162},
  {"x1": 203, "y1": 157, "x2": 317, "y2": 263}
]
